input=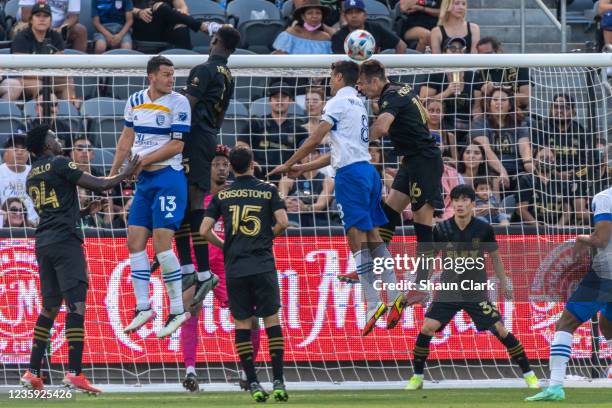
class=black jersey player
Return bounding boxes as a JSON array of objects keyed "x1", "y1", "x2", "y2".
[
  {"x1": 405, "y1": 185, "x2": 539, "y2": 391},
  {"x1": 20, "y1": 125, "x2": 139, "y2": 394},
  {"x1": 200, "y1": 146, "x2": 289, "y2": 402}
]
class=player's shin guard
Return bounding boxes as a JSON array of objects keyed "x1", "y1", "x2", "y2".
[
  {"x1": 181, "y1": 315, "x2": 198, "y2": 368},
  {"x1": 157, "y1": 250, "x2": 184, "y2": 315},
  {"x1": 235, "y1": 329, "x2": 257, "y2": 384},
  {"x1": 29, "y1": 314, "x2": 54, "y2": 376},
  {"x1": 380, "y1": 202, "x2": 401, "y2": 244},
  {"x1": 190, "y1": 210, "x2": 211, "y2": 281},
  {"x1": 371, "y1": 243, "x2": 399, "y2": 300},
  {"x1": 413, "y1": 223, "x2": 434, "y2": 286},
  {"x1": 412, "y1": 333, "x2": 432, "y2": 375},
  {"x1": 354, "y1": 249, "x2": 380, "y2": 307},
  {"x1": 66, "y1": 313, "x2": 85, "y2": 375},
  {"x1": 494, "y1": 331, "x2": 532, "y2": 374},
  {"x1": 130, "y1": 251, "x2": 152, "y2": 311},
  {"x1": 266, "y1": 325, "x2": 284, "y2": 382},
  {"x1": 252, "y1": 327, "x2": 261, "y2": 362},
  {"x1": 549, "y1": 331, "x2": 573, "y2": 386}
]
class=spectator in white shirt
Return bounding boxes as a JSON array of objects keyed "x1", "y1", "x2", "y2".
[{"x1": 0, "y1": 134, "x2": 38, "y2": 225}]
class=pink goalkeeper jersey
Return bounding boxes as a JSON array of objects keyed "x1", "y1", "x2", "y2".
[{"x1": 205, "y1": 193, "x2": 225, "y2": 269}]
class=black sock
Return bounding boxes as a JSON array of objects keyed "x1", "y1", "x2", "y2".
[
  {"x1": 266, "y1": 325, "x2": 284, "y2": 382},
  {"x1": 190, "y1": 210, "x2": 210, "y2": 273},
  {"x1": 413, "y1": 223, "x2": 434, "y2": 286},
  {"x1": 175, "y1": 219, "x2": 193, "y2": 267},
  {"x1": 496, "y1": 332, "x2": 531, "y2": 373},
  {"x1": 235, "y1": 329, "x2": 257, "y2": 384},
  {"x1": 380, "y1": 202, "x2": 401, "y2": 243},
  {"x1": 66, "y1": 313, "x2": 85, "y2": 375},
  {"x1": 412, "y1": 333, "x2": 432, "y2": 375},
  {"x1": 29, "y1": 314, "x2": 54, "y2": 376}
]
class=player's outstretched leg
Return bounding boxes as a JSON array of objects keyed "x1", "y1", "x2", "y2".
[
  {"x1": 490, "y1": 324, "x2": 539, "y2": 389},
  {"x1": 180, "y1": 314, "x2": 199, "y2": 392},
  {"x1": 125, "y1": 250, "x2": 156, "y2": 333},
  {"x1": 355, "y1": 248, "x2": 386, "y2": 336},
  {"x1": 21, "y1": 309, "x2": 58, "y2": 390},
  {"x1": 156, "y1": 249, "x2": 191, "y2": 338},
  {"x1": 370, "y1": 243, "x2": 406, "y2": 329}
]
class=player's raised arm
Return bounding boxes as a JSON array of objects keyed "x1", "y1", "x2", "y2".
[
  {"x1": 489, "y1": 250, "x2": 512, "y2": 300},
  {"x1": 76, "y1": 155, "x2": 141, "y2": 193},
  {"x1": 268, "y1": 121, "x2": 332, "y2": 177}
]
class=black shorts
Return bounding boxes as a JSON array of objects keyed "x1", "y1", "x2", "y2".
[
  {"x1": 36, "y1": 238, "x2": 88, "y2": 309},
  {"x1": 226, "y1": 271, "x2": 281, "y2": 320},
  {"x1": 183, "y1": 133, "x2": 216, "y2": 191},
  {"x1": 425, "y1": 300, "x2": 502, "y2": 332},
  {"x1": 392, "y1": 153, "x2": 444, "y2": 213}
]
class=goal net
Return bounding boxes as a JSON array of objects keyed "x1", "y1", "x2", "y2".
[{"x1": 0, "y1": 54, "x2": 610, "y2": 389}]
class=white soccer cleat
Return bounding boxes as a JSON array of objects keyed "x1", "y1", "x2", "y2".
[
  {"x1": 124, "y1": 308, "x2": 156, "y2": 334},
  {"x1": 156, "y1": 312, "x2": 191, "y2": 339}
]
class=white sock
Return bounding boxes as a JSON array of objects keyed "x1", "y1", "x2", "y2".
[
  {"x1": 371, "y1": 243, "x2": 399, "y2": 301},
  {"x1": 523, "y1": 370, "x2": 535, "y2": 378},
  {"x1": 414, "y1": 374, "x2": 423, "y2": 379},
  {"x1": 157, "y1": 249, "x2": 184, "y2": 315},
  {"x1": 549, "y1": 331, "x2": 573, "y2": 386},
  {"x1": 197, "y1": 270, "x2": 212, "y2": 281},
  {"x1": 130, "y1": 251, "x2": 151, "y2": 311},
  {"x1": 181, "y1": 264, "x2": 195, "y2": 275},
  {"x1": 186, "y1": 366, "x2": 196, "y2": 375},
  {"x1": 354, "y1": 249, "x2": 380, "y2": 310}
]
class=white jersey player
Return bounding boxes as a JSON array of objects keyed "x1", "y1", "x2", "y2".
[
  {"x1": 109, "y1": 56, "x2": 192, "y2": 339},
  {"x1": 527, "y1": 186, "x2": 612, "y2": 401},
  {"x1": 268, "y1": 61, "x2": 406, "y2": 336}
]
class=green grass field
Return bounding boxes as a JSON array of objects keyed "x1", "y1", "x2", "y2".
[{"x1": 5, "y1": 389, "x2": 612, "y2": 408}]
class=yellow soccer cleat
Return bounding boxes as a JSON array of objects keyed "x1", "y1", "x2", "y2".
[
  {"x1": 405, "y1": 375, "x2": 423, "y2": 390},
  {"x1": 524, "y1": 372, "x2": 540, "y2": 389}
]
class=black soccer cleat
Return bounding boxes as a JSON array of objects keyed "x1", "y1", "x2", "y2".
[
  {"x1": 150, "y1": 257, "x2": 160, "y2": 273},
  {"x1": 182, "y1": 372, "x2": 199, "y2": 393},
  {"x1": 272, "y1": 380, "x2": 289, "y2": 402},
  {"x1": 249, "y1": 382, "x2": 269, "y2": 403},
  {"x1": 190, "y1": 273, "x2": 219, "y2": 307}
]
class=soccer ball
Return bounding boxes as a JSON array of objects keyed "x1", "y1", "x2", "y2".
[{"x1": 344, "y1": 29, "x2": 376, "y2": 61}]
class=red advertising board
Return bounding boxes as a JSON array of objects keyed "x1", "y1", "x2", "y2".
[{"x1": 0, "y1": 236, "x2": 607, "y2": 365}]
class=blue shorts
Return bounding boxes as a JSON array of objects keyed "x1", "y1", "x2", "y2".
[
  {"x1": 335, "y1": 161, "x2": 388, "y2": 232},
  {"x1": 566, "y1": 270, "x2": 612, "y2": 323},
  {"x1": 128, "y1": 166, "x2": 187, "y2": 231}
]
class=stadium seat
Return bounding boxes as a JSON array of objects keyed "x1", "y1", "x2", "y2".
[
  {"x1": 567, "y1": 0, "x2": 597, "y2": 24},
  {"x1": 233, "y1": 76, "x2": 266, "y2": 102},
  {"x1": 0, "y1": 48, "x2": 9, "y2": 54},
  {"x1": 185, "y1": 0, "x2": 226, "y2": 50},
  {"x1": 4, "y1": 0, "x2": 19, "y2": 27},
  {"x1": 281, "y1": 0, "x2": 294, "y2": 24},
  {"x1": 103, "y1": 72, "x2": 147, "y2": 101},
  {"x1": 78, "y1": 0, "x2": 95, "y2": 41},
  {"x1": 160, "y1": 48, "x2": 201, "y2": 55},
  {"x1": 91, "y1": 147, "x2": 115, "y2": 173},
  {"x1": 133, "y1": 41, "x2": 172, "y2": 54},
  {"x1": 103, "y1": 49, "x2": 145, "y2": 55},
  {"x1": 0, "y1": 102, "x2": 25, "y2": 146},
  {"x1": 363, "y1": 0, "x2": 392, "y2": 28},
  {"x1": 249, "y1": 97, "x2": 305, "y2": 117},
  {"x1": 227, "y1": 0, "x2": 284, "y2": 54},
  {"x1": 81, "y1": 98, "x2": 126, "y2": 148},
  {"x1": 220, "y1": 100, "x2": 250, "y2": 147},
  {"x1": 233, "y1": 48, "x2": 257, "y2": 54}
]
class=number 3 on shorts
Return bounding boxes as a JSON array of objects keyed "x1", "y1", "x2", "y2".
[{"x1": 159, "y1": 196, "x2": 177, "y2": 212}]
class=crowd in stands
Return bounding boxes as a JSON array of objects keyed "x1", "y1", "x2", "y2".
[{"x1": 0, "y1": 0, "x2": 608, "y2": 231}]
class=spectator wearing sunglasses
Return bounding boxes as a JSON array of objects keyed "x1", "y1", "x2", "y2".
[
  {"x1": 0, "y1": 134, "x2": 39, "y2": 226},
  {"x1": 28, "y1": 93, "x2": 74, "y2": 144},
  {"x1": 1, "y1": 197, "x2": 36, "y2": 228}
]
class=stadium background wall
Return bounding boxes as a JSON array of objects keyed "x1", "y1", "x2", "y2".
[{"x1": 1, "y1": 227, "x2": 606, "y2": 369}]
